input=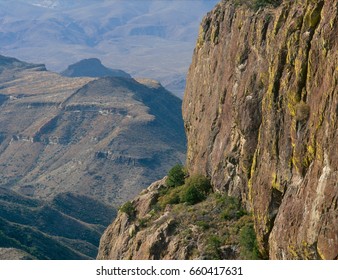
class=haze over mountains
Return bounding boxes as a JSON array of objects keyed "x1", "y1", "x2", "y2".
[
  {"x1": 0, "y1": 54, "x2": 186, "y2": 259},
  {"x1": 61, "y1": 58, "x2": 131, "y2": 78},
  {"x1": 0, "y1": 0, "x2": 219, "y2": 97}
]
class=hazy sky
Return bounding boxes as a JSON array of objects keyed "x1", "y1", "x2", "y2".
[{"x1": 0, "y1": 0, "x2": 219, "y2": 95}]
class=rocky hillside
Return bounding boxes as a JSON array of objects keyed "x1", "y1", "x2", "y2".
[
  {"x1": 97, "y1": 176, "x2": 258, "y2": 260},
  {"x1": 0, "y1": 248, "x2": 35, "y2": 260},
  {"x1": 0, "y1": 187, "x2": 116, "y2": 259},
  {"x1": 0, "y1": 55, "x2": 185, "y2": 206},
  {"x1": 98, "y1": 0, "x2": 337, "y2": 260},
  {"x1": 0, "y1": 55, "x2": 186, "y2": 259}
]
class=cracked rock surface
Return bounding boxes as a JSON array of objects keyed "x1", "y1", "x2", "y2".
[{"x1": 183, "y1": 0, "x2": 337, "y2": 259}]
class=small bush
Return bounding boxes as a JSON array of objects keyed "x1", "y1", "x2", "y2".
[
  {"x1": 157, "y1": 185, "x2": 185, "y2": 209},
  {"x1": 239, "y1": 223, "x2": 260, "y2": 259},
  {"x1": 218, "y1": 195, "x2": 246, "y2": 220},
  {"x1": 138, "y1": 218, "x2": 149, "y2": 228},
  {"x1": 181, "y1": 185, "x2": 204, "y2": 205},
  {"x1": 119, "y1": 201, "x2": 136, "y2": 218},
  {"x1": 158, "y1": 174, "x2": 212, "y2": 208},
  {"x1": 181, "y1": 175, "x2": 212, "y2": 205},
  {"x1": 205, "y1": 235, "x2": 222, "y2": 259},
  {"x1": 196, "y1": 221, "x2": 210, "y2": 230},
  {"x1": 166, "y1": 164, "x2": 186, "y2": 188}
]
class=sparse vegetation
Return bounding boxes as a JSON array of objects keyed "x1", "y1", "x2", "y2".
[
  {"x1": 138, "y1": 218, "x2": 149, "y2": 228},
  {"x1": 158, "y1": 165, "x2": 212, "y2": 208},
  {"x1": 159, "y1": 171, "x2": 212, "y2": 208},
  {"x1": 205, "y1": 235, "x2": 223, "y2": 259},
  {"x1": 217, "y1": 195, "x2": 246, "y2": 220},
  {"x1": 157, "y1": 185, "x2": 185, "y2": 209},
  {"x1": 116, "y1": 165, "x2": 262, "y2": 260},
  {"x1": 196, "y1": 220, "x2": 210, "y2": 230},
  {"x1": 239, "y1": 223, "x2": 261, "y2": 259},
  {"x1": 119, "y1": 201, "x2": 136, "y2": 218},
  {"x1": 180, "y1": 175, "x2": 212, "y2": 205},
  {"x1": 166, "y1": 164, "x2": 186, "y2": 188}
]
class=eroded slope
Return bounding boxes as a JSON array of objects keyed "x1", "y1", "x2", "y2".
[{"x1": 0, "y1": 55, "x2": 186, "y2": 259}]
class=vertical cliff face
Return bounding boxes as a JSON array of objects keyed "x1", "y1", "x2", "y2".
[{"x1": 183, "y1": 0, "x2": 337, "y2": 259}]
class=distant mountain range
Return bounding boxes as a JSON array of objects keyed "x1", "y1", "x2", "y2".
[
  {"x1": 0, "y1": 0, "x2": 219, "y2": 97},
  {"x1": 0, "y1": 54, "x2": 46, "y2": 72},
  {"x1": 0, "y1": 54, "x2": 186, "y2": 259}
]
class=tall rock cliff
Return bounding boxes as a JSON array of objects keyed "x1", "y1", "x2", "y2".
[
  {"x1": 98, "y1": 0, "x2": 337, "y2": 260},
  {"x1": 183, "y1": 0, "x2": 337, "y2": 259}
]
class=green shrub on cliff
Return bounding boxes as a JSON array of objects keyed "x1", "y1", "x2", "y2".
[
  {"x1": 157, "y1": 185, "x2": 185, "y2": 208},
  {"x1": 119, "y1": 201, "x2": 136, "y2": 218},
  {"x1": 205, "y1": 235, "x2": 223, "y2": 259},
  {"x1": 159, "y1": 171, "x2": 212, "y2": 208},
  {"x1": 239, "y1": 223, "x2": 261, "y2": 259},
  {"x1": 181, "y1": 175, "x2": 212, "y2": 205},
  {"x1": 166, "y1": 164, "x2": 186, "y2": 188},
  {"x1": 218, "y1": 195, "x2": 246, "y2": 220}
]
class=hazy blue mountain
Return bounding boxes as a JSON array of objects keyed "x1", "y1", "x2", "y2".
[
  {"x1": 0, "y1": 0, "x2": 219, "y2": 97},
  {"x1": 0, "y1": 54, "x2": 46, "y2": 73},
  {"x1": 61, "y1": 58, "x2": 131, "y2": 78}
]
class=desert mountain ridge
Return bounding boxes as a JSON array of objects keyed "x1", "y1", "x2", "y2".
[{"x1": 0, "y1": 54, "x2": 186, "y2": 259}]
